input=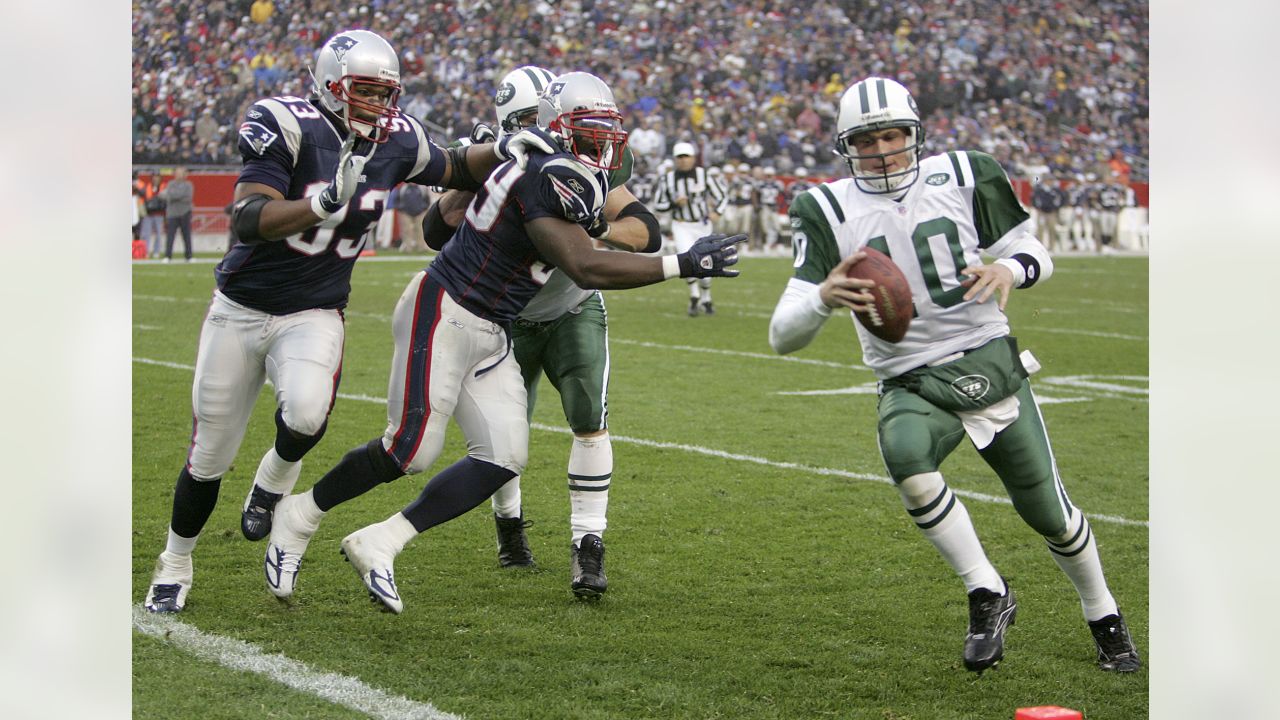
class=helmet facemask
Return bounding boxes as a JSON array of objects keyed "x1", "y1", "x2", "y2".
[
  {"x1": 551, "y1": 110, "x2": 628, "y2": 171},
  {"x1": 327, "y1": 74, "x2": 402, "y2": 143},
  {"x1": 835, "y1": 121, "x2": 924, "y2": 194}
]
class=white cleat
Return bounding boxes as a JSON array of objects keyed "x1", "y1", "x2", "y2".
[
  {"x1": 340, "y1": 526, "x2": 404, "y2": 614},
  {"x1": 145, "y1": 551, "x2": 193, "y2": 613},
  {"x1": 264, "y1": 495, "x2": 319, "y2": 599}
]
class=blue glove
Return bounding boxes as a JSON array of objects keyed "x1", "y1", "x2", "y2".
[
  {"x1": 312, "y1": 134, "x2": 374, "y2": 219},
  {"x1": 495, "y1": 127, "x2": 559, "y2": 168},
  {"x1": 677, "y1": 233, "x2": 746, "y2": 278}
]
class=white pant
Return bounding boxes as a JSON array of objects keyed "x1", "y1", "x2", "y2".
[
  {"x1": 672, "y1": 219, "x2": 711, "y2": 254},
  {"x1": 187, "y1": 292, "x2": 345, "y2": 480},
  {"x1": 382, "y1": 271, "x2": 529, "y2": 475}
]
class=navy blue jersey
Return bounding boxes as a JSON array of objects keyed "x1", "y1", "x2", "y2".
[
  {"x1": 216, "y1": 95, "x2": 447, "y2": 314},
  {"x1": 429, "y1": 151, "x2": 609, "y2": 323}
]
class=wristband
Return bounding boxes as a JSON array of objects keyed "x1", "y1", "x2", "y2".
[
  {"x1": 310, "y1": 193, "x2": 333, "y2": 220},
  {"x1": 662, "y1": 254, "x2": 681, "y2": 280}
]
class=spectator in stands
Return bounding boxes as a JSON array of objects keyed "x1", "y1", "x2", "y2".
[{"x1": 162, "y1": 167, "x2": 194, "y2": 263}]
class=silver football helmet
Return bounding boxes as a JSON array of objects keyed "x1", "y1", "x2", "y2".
[
  {"x1": 536, "y1": 71, "x2": 628, "y2": 171},
  {"x1": 311, "y1": 30, "x2": 402, "y2": 143},
  {"x1": 833, "y1": 77, "x2": 925, "y2": 194},
  {"x1": 494, "y1": 66, "x2": 557, "y2": 134}
]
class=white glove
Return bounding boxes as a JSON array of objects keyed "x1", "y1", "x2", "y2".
[
  {"x1": 495, "y1": 127, "x2": 559, "y2": 169},
  {"x1": 312, "y1": 133, "x2": 374, "y2": 219}
]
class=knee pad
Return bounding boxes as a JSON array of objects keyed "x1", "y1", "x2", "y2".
[{"x1": 279, "y1": 396, "x2": 331, "y2": 438}]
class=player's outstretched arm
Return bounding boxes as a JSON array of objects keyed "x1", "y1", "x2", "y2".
[
  {"x1": 422, "y1": 189, "x2": 474, "y2": 251},
  {"x1": 528, "y1": 218, "x2": 743, "y2": 290},
  {"x1": 591, "y1": 185, "x2": 662, "y2": 253}
]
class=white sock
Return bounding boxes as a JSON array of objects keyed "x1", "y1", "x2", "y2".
[
  {"x1": 568, "y1": 432, "x2": 612, "y2": 545},
  {"x1": 491, "y1": 476, "x2": 523, "y2": 518},
  {"x1": 897, "y1": 473, "x2": 1003, "y2": 594},
  {"x1": 1046, "y1": 510, "x2": 1119, "y2": 621},
  {"x1": 164, "y1": 527, "x2": 198, "y2": 557},
  {"x1": 375, "y1": 512, "x2": 420, "y2": 554},
  {"x1": 687, "y1": 279, "x2": 700, "y2": 299},
  {"x1": 294, "y1": 489, "x2": 327, "y2": 529},
  {"x1": 254, "y1": 447, "x2": 303, "y2": 495}
]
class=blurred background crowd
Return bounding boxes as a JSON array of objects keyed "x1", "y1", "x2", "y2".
[{"x1": 132, "y1": 0, "x2": 1148, "y2": 184}]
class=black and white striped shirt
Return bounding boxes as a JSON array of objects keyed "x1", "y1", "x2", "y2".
[{"x1": 653, "y1": 166, "x2": 728, "y2": 222}]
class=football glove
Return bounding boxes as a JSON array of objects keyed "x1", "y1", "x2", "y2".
[
  {"x1": 586, "y1": 214, "x2": 611, "y2": 240},
  {"x1": 495, "y1": 127, "x2": 559, "y2": 169},
  {"x1": 469, "y1": 122, "x2": 497, "y2": 145},
  {"x1": 312, "y1": 133, "x2": 374, "y2": 219},
  {"x1": 678, "y1": 233, "x2": 746, "y2": 278}
]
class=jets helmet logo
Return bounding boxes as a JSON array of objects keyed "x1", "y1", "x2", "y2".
[
  {"x1": 238, "y1": 121, "x2": 279, "y2": 155},
  {"x1": 329, "y1": 36, "x2": 358, "y2": 62},
  {"x1": 495, "y1": 82, "x2": 516, "y2": 106}
]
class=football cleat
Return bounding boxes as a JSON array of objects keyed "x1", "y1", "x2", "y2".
[
  {"x1": 687, "y1": 297, "x2": 700, "y2": 316},
  {"x1": 144, "y1": 551, "x2": 193, "y2": 613},
  {"x1": 495, "y1": 514, "x2": 536, "y2": 568},
  {"x1": 701, "y1": 300, "x2": 715, "y2": 315},
  {"x1": 1088, "y1": 612, "x2": 1142, "y2": 672},
  {"x1": 570, "y1": 534, "x2": 607, "y2": 599},
  {"x1": 963, "y1": 581, "x2": 1017, "y2": 673},
  {"x1": 241, "y1": 483, "x2": 283, "y2": 541},
  {"x1": 340, "y1": 526, "x2": 404, "y2": 614},
  {"x1": 263, "y1": 495, "x2": 318, "y2": 599}
]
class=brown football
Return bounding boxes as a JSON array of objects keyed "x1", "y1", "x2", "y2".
[{"x1": 846, "y1": 247, "x2": 913, "y2": 343}]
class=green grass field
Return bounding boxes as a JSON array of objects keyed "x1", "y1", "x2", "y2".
[{"x1": 132, "y1": 253, "x2": 1148, "y2": 719}]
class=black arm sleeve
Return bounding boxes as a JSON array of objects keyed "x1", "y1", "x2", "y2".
[
  {"x1": 230, "y1": 193, "x2": 272, "y2": 245},
  {"x1": 444, "y1": 146, "x2": 483, "y2": 191},
  {"x1": 615, "y1": 201, "x2": 662, "y2": 253},
  {"x1": 422, "y1": 201, "x2": 458, "y2": 251}
]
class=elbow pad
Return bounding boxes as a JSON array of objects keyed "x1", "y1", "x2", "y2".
[
  {"x1": 445, "y1": 146, "x2": 483, "y2": 191},
  {"x1": 422, "y1": 201, "x2": 458, "y2": 251},
  {"x1": 230, "y1": 193, "x2": 272, "y2": 244},
  {"x1": 616, "y1": 201, "x2": 662, "y2": 253}
]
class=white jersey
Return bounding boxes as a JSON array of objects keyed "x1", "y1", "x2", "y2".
[
  {"x1": 774, "y1": 151, "x2": 1052, "y2": 377},
  {"x1": 518, "y1": 270, "x2": 596, "y2": 322}
]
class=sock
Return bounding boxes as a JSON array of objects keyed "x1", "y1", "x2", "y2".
[
  {"x1": 292, "y1": 489, "x2": 327, "y2": 528},
  {"x1": 273, "y1": 408, "x2": 326, "y2": 461},
  {"x1": 401, "y1": 457, "x2": 516, "y2": 533},
  {"x1": 491, "y1": 476, "x2": 523, "y2": 518},
  {"x1": 164, "y1": 527, "x2": 198, "y2": 557},
  {"x1": 687, "y1": 278, "x2": 699, "y2": 299},
  {"x1": 368, "y1": 512, "x2": 420, "y2": 555},
  {"x1": 311, "y1": 439, "x2": 405, "y2": 512},
  {"x1": 170, "y1": 466, "x2": 221, "y2": 539},
  {"x1": 1046, "y1": 510, "x2": 1119, "y2": 621},
  {"x1": 253, "y1": 447, "x2": 303, "y2": 496},
  {"x1": 897, "y1": 472, "x2": 1003, "y2": 594},
  {"x1": 568, "y1": 433, "x2": 612, "y2": 545}
]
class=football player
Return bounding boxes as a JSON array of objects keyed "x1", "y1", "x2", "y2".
[
  {"x1": 422, "y1": 65, "x2": 663, "y2": 598},
  {"x1": 143, "y1": 29, "x2": 556, "y2": 613},
  {"x1": 263, "y1": 71, "x2": 744, "y2": 613},
  {"x1": 767, "y1": 77, "x2": 1140, "y2": 673}
]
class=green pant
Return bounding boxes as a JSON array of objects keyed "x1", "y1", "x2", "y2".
[
  {"x1": 876, "y1": 379, "x2": 1071, "y2": 536},
  {"x1": 512, "y1": 293, "x2": 610, "y2": 434}
]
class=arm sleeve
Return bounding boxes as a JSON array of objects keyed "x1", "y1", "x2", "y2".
[
  {"x1": 769, "y1": 278, "x2": 834, "y2": 354},
  {"x1": 235, "y1": 103, "x2": 295, "y2": 194},
  {"x1": 967, "y1": 152, "x2": 1054, "y2": 287}
]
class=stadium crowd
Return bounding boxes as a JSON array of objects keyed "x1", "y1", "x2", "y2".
[{"x1": 132, "y1": 0, "x2": 1148, "y2": 184}]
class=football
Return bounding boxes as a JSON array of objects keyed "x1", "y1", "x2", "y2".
[{"x1": 846, "y1": 247, "x2": 913, "y2": 342}]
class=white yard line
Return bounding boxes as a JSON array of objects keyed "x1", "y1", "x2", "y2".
[
  {"x1": 131, "y1": 357, "x2": 1148, "y2": 528},
  {"x1": 133, "y1": 606, "x2": 463, "y2": 720}
]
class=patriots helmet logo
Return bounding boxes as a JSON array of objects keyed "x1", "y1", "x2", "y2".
[
  {"x1": 329, "y1": 35, "x2": 358, "y2": 62},
  {"x1": 238, "y1": 121, "x2": 279, "y2": 155}
]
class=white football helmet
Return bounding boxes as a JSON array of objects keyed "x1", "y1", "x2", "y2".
[
  {"x1": 537, "y1": 71, "x2": 629, "y2": 171},
  {"x1": 311, "y1": 30, "x2": 402, "y2": 143},
  {"x1": 833, "y1": 77, "x2": 925, "y2": 194},
  {"x1": 494, "y1": 66, "x2": 557, "y2": 134}
]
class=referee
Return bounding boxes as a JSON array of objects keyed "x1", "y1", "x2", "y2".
[{"x1": 653, "y1": 142, "x2": 729, "y2": 315}]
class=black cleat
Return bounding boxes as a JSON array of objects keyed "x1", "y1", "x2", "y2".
[
  {"x1": 688, "y1": 297, "x2": 700, "y2": 316},
  {"x1": 963, "y1": 581, "x2": 1017, "y2": 673},
  {"x1": 701, "y1": 300, "x2": 715, "y2": 315},
  {"x1": 495, "y1": 515, "x2": 535, "y2": 568},
  {"x1": 241, "y1": 484, "x2": 283, "y2": 541},
  {"x1": 571, "y1": 534, "x2": 607, "y2": 598},
  {"x1": 1089, "y1": 612, "x2": 1142, "y2": 672}
]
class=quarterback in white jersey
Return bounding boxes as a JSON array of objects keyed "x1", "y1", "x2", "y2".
[{"x1": 769, "y1": 77, "x2": 1140, "y2": 674}]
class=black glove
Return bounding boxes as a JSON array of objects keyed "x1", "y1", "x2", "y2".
[
  {"x1": 469, "y1": 122, "x2": 497, "y2": 144},
  {"x1": 586, "y1": 213, "x2": 611, "y2": 240},
  {"x1": 677, "y1": 233, "x2": 746, "y2": 278}
]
